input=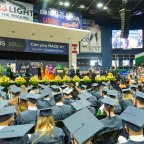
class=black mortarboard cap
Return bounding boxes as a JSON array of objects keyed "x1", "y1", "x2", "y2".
[
  {"x1": 53, "y1": 92, "x2": 64, "y2": 101},
  {"x1": 63, "y1": 108, "x2": 104, "y2": 144},
  {"x1": 135, "y1": 90, "x2": 144, "y2": 102},
  {"x1": 100, "y1": 97, "x2": 118, "y2": 107},
  {"x1": 26, "y1": 86, "x2": 33, "y2": 91},
  {"x1": 0, "y1": 106, "x2": 16, "y2": 122},
  {"x1": 71, "y1": 99, "x2": 91, "y2": 111},
  {"x1": 119, "y1": 106, "x2": 144, "y2": 131},
  {"x1": 38, "y1": 108, "x2": 52, "y2": 117},
  {"x1": 78, "y1": 91, "x2": 92, "y2": 100},
  {"x1": 26, "y1": 93, "x2": 40, "y2": 104},
  {"x1": 0, "y1": 100, "x2": 9, "y2": 109},
  {"x1": 11, "y1": 87, "x2": 21, "y2": 94},
  {"x1": 19, "y1": 93, "x2": 27, "y2": 101},
  {"x1": 50, "y1": 85, "x2": 59, "y2": 90},
  {"x1": 0, "y1": 124, "x2": 34, "y2": 139}
]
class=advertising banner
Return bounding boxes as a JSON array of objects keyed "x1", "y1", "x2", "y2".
[
  {"x1": 0, "y1": 37, "x2": 69, "y2": 55},
  {"x1": 80, "y1": 19, "x2": 101, "y2": 53},
  {"x1": 0, "y1": 0, "x2": 33, "y2": 21},
  {"x1": 37, "y1": 8, "x2": 82, "y2": 29}
]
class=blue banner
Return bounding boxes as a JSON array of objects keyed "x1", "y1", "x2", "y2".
[
  {"x1": 35, "y1": 8, "x2": 82, "y2": 29},
  {"x1": 0, "y1": 37, "x2": 69, "y2": 55}
]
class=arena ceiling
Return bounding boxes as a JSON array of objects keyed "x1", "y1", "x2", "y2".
[{"x1": 15, "y1": 0, "x2": 144, "y2": 19}]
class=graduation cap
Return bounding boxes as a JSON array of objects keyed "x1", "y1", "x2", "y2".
[
  {"x1": 39, "y1": 84, "x2": 49, "y2": 89},
  {"x1": 130, "y1": 85, "x2": 137, "y2": 88},
  {"x1": 102, "y1": 88, "x2": 109, "y2": 93},
  {"x1": 63, "y1": 87, "x2": 73, "y2": 95},
  {"x1": 78, "y1": 91, "x2": 92, "y2": 100},
  {"x1": 80, "y1": 85, "x2": 87, "y2": 90},
  {"x1": 9, "y1": 85, "x2": 17, "y2": 90},
  {"x1": 101, "y1": 82, "x2": 108, "y2": 86},
  {"x1": 122, "y1": 88, "x2": 131, "y2": 93},
  {"x1": 26, "y1": 86, "x2": 33, "y2": 92},
  {"x1": 0, "y1": 106, "x2": 16, "y2": 122},
  {"x1": 135, "y1": 90, "x2": 144, "y2": 102},
  {"x1": 0, "y1": 124, "x2": 34, "y2": 139},
  {"x1": 0, "y1": 91, "x2": 6, "y2": 98},
  {"x1": 53, "y1": 92, "x2": 64, "y2": 102},
  {"x1": 0, "y1": 86, "x2": 4, "y2": 91},
  {"x1": 0, "y1": 100, "x2": 9, "y2": 109},
  {"x1": 40, "y1": 87, "x2": 52, "y2": 97},
  {"x1": 86, "y1": 88, "x2": 92, "y2": 93},
  {"x1": 107, "y1": 90, "x2": 119, "y2": 98},
  {"x1": 11, "y1": 87, "x2": 21, "y2": 94},
  {"x1": 19, "y1": 93, "x2": 27, "y2": 101},
  {"x1": 50, "y1": 85, "x2": 59, "y2": 90},
  {"x1": 63, "y1": 108, "x2": 104, "y2": 144},
  {"x1": 60, "y1": 85, "x2": 68, "y2": 89},
  {"x1": 26, "y1": 93, "x2": 40, "y2": 104},
  {"x1": 38, "y1": 108, "x2": 52, "y2": 117},
  {"x1": 92, "y1": 83, "x2": 98, "y2": 87},
  {"x1": 100, "y1": 97, "x2": 118, "y2": 107},
  {"x1": 119, "y1": 106, "x2": 144, "y2": 131},
  {"x1": 71, "y1": 99, "x2": 91, "y2": 111}
]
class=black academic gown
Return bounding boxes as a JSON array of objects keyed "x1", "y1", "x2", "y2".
[
  {"x1": 30, "y1": 127, "x2": 65, "y2": 144},
  {"x1": 97, "y1": 115, "x2": 122, "y2": 144},
  {"x1": 0, "y1": 135, "x2": 30, "y2": 144},
  {"x1": 63, "y1": 98, "x2": 75, "y2": 105},
  {"x1": 36, "y1": 98, "x2": 56, "y2": 109},
  {"x1": 14, "y1": 110, "x2": 37, "y2": 125},
  {"x1": 52, "y1": 104, "x2": 74, "y2": 121}
]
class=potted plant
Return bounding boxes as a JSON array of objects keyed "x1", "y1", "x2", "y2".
[{"x1": 15, "y1": 76, "x2": 26, "y2": 86}]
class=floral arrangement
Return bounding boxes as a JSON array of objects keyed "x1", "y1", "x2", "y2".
[
  {"x1": 100, "y1": 76, "x2": 107, "y2": 81},
  {"x1": 95, "y1": 76, "x2": 101, "y2": 83},
  {"x1": 15, "y1": 76, "x2": 26, "y2": 86},
  {"x1": 63, "y1": 75, "x2": 71, "y2": 83},
  {"x1": 83, "y1": 76, "x2": 91, "y2": 82},
  {"x1": 54, "y1": 75, "x2": 62, "y2": 83},
  {"x1": 29, "y1": 76, "x2": 39, "y2": 86},
  {"x1": 106, "y1": 72, "x2": 116, "y2": 81},
  {"x1": 73, "y1": 75, "x2": 81, "y2": 83},
  {"x1": 0, "y1": 76, "x2": 11, "y2": 87},
  {"x1": 41, "y1": 76, "x2": 51, "y2": 84}
]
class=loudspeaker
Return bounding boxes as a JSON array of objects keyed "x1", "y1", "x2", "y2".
[{"x1": 119, "y1": 9, "x2": 131, "y2": 39}]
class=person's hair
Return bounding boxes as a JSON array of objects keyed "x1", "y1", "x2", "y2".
[
  {"x1": 32, "y1": 116, "x2": 55, "y2": 144},
  {"x1": 123, "y1": 93, "x2": 135, "y2": 103},
  {"x1": 21, "y1": 85, "x2": 27, "y2": 93},
  {"x1": 19, "y1": 99, "x2": 28, "y2": 112},
  {"x1": 9, "y1": 96, "x2": 19, "y2": 106},
  {"x1": 0, "y1": 115, "x2": 14, "y2": 126}
]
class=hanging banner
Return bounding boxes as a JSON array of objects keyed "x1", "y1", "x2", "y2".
[
  {"x1": 80, "y1": 19, "x2": 101, "y2": 53},
  {"x1": 0, "y1": 0, "x2": 33, "y2": 21},
  {"x1": 36, "y1": 8, "x2": 82, "y2": 29},
  {"x1": 0, "y1": 37, "x2": 69, "y2": 55}
]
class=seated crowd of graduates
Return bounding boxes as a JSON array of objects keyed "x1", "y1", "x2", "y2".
[{"x1": 0, "y1": 75, "x2": 144, "y2": 144}]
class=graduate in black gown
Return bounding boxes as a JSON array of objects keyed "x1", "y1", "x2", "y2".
[
  {"x1": 14, "y1": 93, "x2": 40, "y2": 125},
  {"x1": 36, "y1": 88, "x2": 55, "y2": 109},
  {"x1": 97, "y1": 97, "x2": 122, "y2": 144},
  {"x1": 118, "y1": 106, "x2": 144, "y2": 144},
  {"x1": 30, "y1": 108, "x2": 65, "y2": 144},
  {"x1": 0, "y1": 124, "x2": 34, "y2": 144},
  {"x1": 135, "y1": 90, "x2": 144, "y2": 110},
  {"x1": 52, "y1": 92, "x2": 74, "y2": 121}
]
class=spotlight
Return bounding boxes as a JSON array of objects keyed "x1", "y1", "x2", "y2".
[
  {"x1": 97, "y1": 3, "x2": 103, "y2": 8},
  {"x1": 64, "y1": 2, "x2": 70, "y2": 7},
  {"x1": 103, "y1": 6, "x2": 108, "y2": 10},
  {"x1": 79, "y1": 5, "x2": 85, "y2": 9}
]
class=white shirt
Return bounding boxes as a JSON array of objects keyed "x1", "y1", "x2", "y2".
[
  {"x1": 56, "y1": 102, "x2": 63, "y2": 106},
  {"x1": 28, "y1": 106, "x2": 37, "y2": 111}
]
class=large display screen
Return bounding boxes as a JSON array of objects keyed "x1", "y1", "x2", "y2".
[{"x1": 112, "y1": 30, "x2": 143, "y2": 49}]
